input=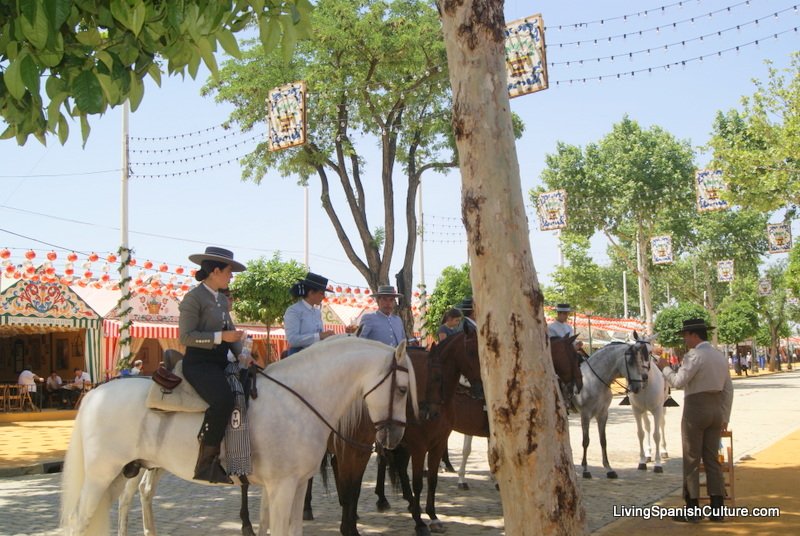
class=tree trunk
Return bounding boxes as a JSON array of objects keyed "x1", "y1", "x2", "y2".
[{"x1": 439, "y1": 1, "x2": 586, "y2": 533}]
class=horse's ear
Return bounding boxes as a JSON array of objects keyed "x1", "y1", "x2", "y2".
[
  {"x1": 633, "y1": 330, "x2": 640, "y2": 341},
  {"x1": 395, "y1": 340, "x2": 407, "y2": 363},
  {"x1": 569, "y1": 334, "x2": 579, "y2": 344}
]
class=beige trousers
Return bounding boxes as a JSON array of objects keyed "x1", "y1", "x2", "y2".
[{"x1": 681, "y1": 391, "x2": 725, "y2": 500}]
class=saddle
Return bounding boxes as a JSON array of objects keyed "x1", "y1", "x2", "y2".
[{"x1": 146, "y1": 360, "x2": 209, "y2": 413}]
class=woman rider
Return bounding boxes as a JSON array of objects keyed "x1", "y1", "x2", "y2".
[
  {"x1": 283, "y1": 272, "x2": 334, "y2": 356},
  {"x1": 180, "y1": 246, "x2": 246, "y2": 484}
]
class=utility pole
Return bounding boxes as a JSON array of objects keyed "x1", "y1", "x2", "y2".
[
  {"x1": 623, "y1": 270, "x2": 629, "y2": 318},
  {"x1": 118, "y1": 100, "x2": 132, "y2": 375}
]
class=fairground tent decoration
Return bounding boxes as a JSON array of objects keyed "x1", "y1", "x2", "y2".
[
  {"x1": 537, "y1": 189, "x2": 567, "y2": 231},
  {"x1": 267, "y1": 81, "x2": 307, "y2": 151},
  {"x1": 767, "y1": 223, "x2": 792, "y2": 254},
  {"x1": 650, "y1": 235, "x2": 673, "y2": 265},
  {"x1": 505, "y1": 14, "x2": 548, "y2": 98},
  {"x1": 696, "y1": 169, "x2": 729, "y2": 212},
  {"x1": 757, "y1": 278, "x2": 772, "y2": 296},
  {"x1": 717, "y1": 259, "x2": 734, "y2": 282}
]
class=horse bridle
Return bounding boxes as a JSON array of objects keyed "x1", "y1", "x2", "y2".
[
  {"x1": 363, "y1": 357, "x2": 409, "y2": 432},
  {"x1": 584, "y1": 341, "x2": 646, "y2": 393},
  {"x1": 256, "y1": 356, "x2": 409, "y2": 453}
]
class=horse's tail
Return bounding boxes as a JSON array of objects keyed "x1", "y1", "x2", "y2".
[
  {"x1": 319, "y1": 451, "x2": 332, "y2": 493},
  {"x1": 60, "y1": 404, "x2": 86, "y2": 534}
]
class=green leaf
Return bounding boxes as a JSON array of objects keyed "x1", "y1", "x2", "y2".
[
  {"x1": 96, "y1": 73, "x2": 121, "y2": 104},
  {"x1": 4, "y1": 56, "x2": 27, "y2": 100},
  {"x1": 279, "y1": 15, "x2": 298, "y2": 63},
  {"x1": 57, "y1": 113, "x2": 69, "y2": 145},
  {"x1": 31, "y1": 4, "x2": 50, "y2": 49},
  {"x1": 96, "y1": 50, "x2": 115, "y2": 71},
  {"x1": 128, "y1": 74, "x2": 144, "y2": 111},
  {"x1": 0, "y1": 125, "x2": 15, "y2": 140},
  {"x1": 76, "y1": 28, "x2": 102, "y2": 47},
  {"x1": 73, "y1": 70, "x2": 104, "y2": 114},
  {"x1": 290, "y1": 4, "x2": 301, "y2": 25},
  {"x1": 79, "y1": 114, "x2": 91, "y2": 147},
  {"x1": 148, "y1": 62, "x2": 162, "y2": 87},
  {"x1": 47, "y1": 98, "x2": 62, "y2": 130},
  {"x1": 197, "y1": 36, "x2": 218, "y2": 74},
  {"x1": 187, "y1": 48, "x2": 201, "y2": 78},
  {"x1": 20, "y1": 54, "x2": 40, "y2": 96},
  {"x1": 46, "y1": 0, "x2": 72, "y2": 30},
  {"x1": 110, "y1": 0, "x2": 132, "y2": 30},
  {"x1": 259, "y1": 16, "x2": 281, "y2": 54},
  {"x1": 216, "y1": 28, "x2": 240, "y2": 58},
  {"x1": 249, "y1": 0, "x2": 265, "y2": 12},
  {"x1": 130, "y1": 1, "x2": 147, "y2": 36},
  {"x1": 32, "y1": 31, "x2": 63, "y2": 67}
]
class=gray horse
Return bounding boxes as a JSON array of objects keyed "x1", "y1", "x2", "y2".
[{"x1": 573, "y1": 335, "x2": 650, "y2": 479}]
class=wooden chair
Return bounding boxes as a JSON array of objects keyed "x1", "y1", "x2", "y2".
[
  {"x1": 6, "y1": 385, "x2": 23, "y2": 412},
  {"x1": 699, "y1": 429, "x2": 735, "y2": 507},
  {"x1": 0, "y1": 384, "x2": 7, "y2": 412},
  {"x1": 74, "y1": 383, "x2": 92, "y2": 409},
  {"x1": 20, "y1": 386, "x2": 39, "y2": 412}
]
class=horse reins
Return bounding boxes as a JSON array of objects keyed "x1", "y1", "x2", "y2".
[
  {"x1": 255, "y1": 358, "x2": 408, "y2": 453},
  {"x1": 583, "y1": 342, "x2": 645, "y2": 393}
]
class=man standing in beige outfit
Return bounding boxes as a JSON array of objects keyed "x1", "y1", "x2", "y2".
[{"x1": 656, "y1": 318, "x2": 733, "y2": 523}]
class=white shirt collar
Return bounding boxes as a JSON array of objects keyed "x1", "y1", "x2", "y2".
[
  {"x1": 301, "y1": 299, "x2": 315, "y2": 310},
  {"x1": 202, "y1": 282, "x2": 218, "y2": 299}
]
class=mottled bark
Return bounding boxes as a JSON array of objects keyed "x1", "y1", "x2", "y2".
[{"x1": 438, "y1": 0, "x2": 586, "y2": 533}]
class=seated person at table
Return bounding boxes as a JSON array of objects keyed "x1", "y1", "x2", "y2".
[
  {"x1": 45, "y1": 371, "x2": 63, "y2": 408},
  {"x1": 64, "y1": 367, "x2": 91, "y2": 407}
]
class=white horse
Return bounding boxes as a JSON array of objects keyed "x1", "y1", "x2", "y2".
[
  {"x1": 61, "y1": 337, "x2": 417, "y2": 536},
  {"x1": 629, "y1": 355, "x2": 671, "y2": 473},
  {"x1": 573, "y1": 336, "x2": 649, "y2": 479}
]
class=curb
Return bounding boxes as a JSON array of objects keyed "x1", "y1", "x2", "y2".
[{"x1": 0, "y1": 460, "x2": 63, "y2": 478}]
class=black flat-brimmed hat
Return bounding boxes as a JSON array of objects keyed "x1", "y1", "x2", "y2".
[
  {"x1": 188, "y1": 246, "x2": 246, "y2": 272},
  {"x1": 677, "y1": 318, "x2": 715, "y2": 334},
  {"x1": 555, "y1": 303, "x2": 572, "y2": 313},
  {"x1": 296, "y1": 272, "x2": 330, "y2": 293},
  {"x1": 457, "y1": 297, "x2": 474, "y2": 313},
  {"x1": 375, "y1": 285, "x2": 402, "y2": 298}
]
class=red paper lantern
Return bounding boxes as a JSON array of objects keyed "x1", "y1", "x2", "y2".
[
  {"x1": 135, "y1": 278, "x2": 144, "y2": 286},
  {"x1": 107, "y1": 253, "x2": 118, "y2": 263},
  {"x1": 144, "y1": 260, "x2": 153, "y2": 269},
  {"x1": 150, "y1": 280, "x2": 161, "y2": 288},
  {"x1": 129, "y1": 258, "x2": 137, "y2": 266},
  {"x1": 354, "y1": 288, "x2": 361, "y2": 294},
  {"x1": 88, "y1": 252, "x2": 99, "y2": 262},
  {"x1": 67, "y1": 252, "x2": 78, "y2": 262},
  {"x1": 47, "y1": 251, "x2": 57, "y2": 261},
  {"x1": 180, "y1": 284, "x2": 190, "y2": 292},
  {"x1": 13, "y1": 271, "x2": 21, "y2": 279},
  {"x1": 336, "y1": 286, "x2": 342, "y2": 292},
  {"x1": 101, "y1": 273, "x2": 110, "y2": 282},
  {"x1": 0, "y1": 248, "x2": 10, "y2": 259},
  {"x1": 25, "y1": 265, "x2": 35, "y2": 274},
  {"x1": 4, "y1": 264, "x2": 14, "y2": 274},
  {"x1": 159, "y1": 263, "x2": 168, "y2": 272},
  {"x1": 84, "y1": 271, "x2": 93, "y2": 279},
  {"x1": 65, "y1": 267, "x2": 74, "y2": 276},
  {"x1": 45, "y1": 266, "x2": 55, "y2": 275},
  {"x1": 189, "y1": 269, "x2": 197, "y2": 277},
  {"x1": 175, "y1": 266, "x2": 184, "y2": 275},
  {"x1": 24, "y1": 250, "x2": 36, "y2": 260},
  {"x1": 364, "y1": 289, "x2": 371, "y2": 295}
]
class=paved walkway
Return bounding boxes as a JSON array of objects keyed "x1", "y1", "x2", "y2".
[{"x1": 0, "y1": 370, "x2": 797, "y2": 535}]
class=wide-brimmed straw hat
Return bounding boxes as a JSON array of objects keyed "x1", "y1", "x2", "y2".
[
  {"x1": 375, "y1": 285, "x2": 402, "y2": 298},
  {"x1": 555, "y1": 303, "x2": 572, "y2": 313},
  {"x1": 676, "y1": 318, "x2": 715, "y2": 334},
  {"x1": 188, "y1": 247, "x2": 246, "y2": 272}
]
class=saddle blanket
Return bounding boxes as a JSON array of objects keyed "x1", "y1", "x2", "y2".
[{"x1": 145, "y1": 361, "x2": 209, "y2": 413}]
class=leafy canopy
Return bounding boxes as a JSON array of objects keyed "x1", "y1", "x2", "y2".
[
  {"x1": 0, "y1": 0, "x2": 312, "y2": 145},
  {"x1": 229, "y1": 253, "x2": 307, "y2": 328},
  {"x1": 707, "y1": 53, "x2": 800, "y2": 212},
  {"x1": 424, "y1": 264, "x2": 471, "y2": 336},
  {"x1": 653, "y1": 302, "x2": 710, "y2": 349}
]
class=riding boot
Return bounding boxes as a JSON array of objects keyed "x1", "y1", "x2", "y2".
[
  {"x1": 709, "y1": 495, "x2": 725, "y2": 522},
  {"x1": 194, "y1": 444, "x2": 233, "y2": 484},
  {"x1": 672, "y1": 498, "x2": 702, "y2": 523}
]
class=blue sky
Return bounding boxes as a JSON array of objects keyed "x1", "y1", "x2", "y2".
[{"x1": 1, "y1": 0, "x2": 797, "y2": 292}]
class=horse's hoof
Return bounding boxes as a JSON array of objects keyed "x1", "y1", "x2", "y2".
[
  {"x1": 415, "y1": 525, "x2": 432, "y2": 536},
  {"x1": 429, "y1": 521, "x2": 446, "y2": 533},
  {"x1": 582, "y1": 471, "x2": 592, "y2": 479},
  {"x1": 444, "y1": 463, "x2": 456, "y2": 473},
  {"x1": 607, "y1": 471, "x2": 618, "y2": 479},
  {"x1": 457, "y1": 482, "x2": 470, "y2": 490},
  {"x1": 654, "y1": 466, "x2": 663, "y2": 474},
  {"x1": 376, "y1": 498, "x2": 391, "y2": 512},
  {"x1": 637, "y1": 463, "x2": 647, "y2": 471},
  {"x1": 303, "y1": 509, "x2": 314, "y2": 521}
]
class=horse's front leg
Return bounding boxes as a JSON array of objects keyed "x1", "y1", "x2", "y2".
[
  {"x1": 289, "y1": 479, "x2": 308, "y2": 536},
  {"x1": 257, "y1": 490, "x2": 270, "y2": 536},
  {"x1": 580, "y1": 415, "x2": 592, "y2": 479},
  {"x1": 374, "y1": 453, "x2": 391, "y2": 512},
  {"x1": 238, "y1": 475, "x2": 255, "y2": 536},
  {"x1": 597, "y1": 413, "x2": 617, "y2": 479},
  {"x1": 652, "y1": 408, "x2": 664, "y2": 474},
  {"x1": 266, "y1": 479, "x2": 296, "y2": 536},
  {"x1": 457, "y1": 435, "x2": 473, "y2": 490},
  {"x1": 410, "y1": 449, "x2": 431, "y2": 536},
  {"x1": 632, "y1": 409, "x2": 648, "y2": 471},
  {"x1": 139, "y1": 468, "x2": 163, "y2": 536},
  {"x1": 425, "y1": 442, "x2": 447, "y2": 533}
]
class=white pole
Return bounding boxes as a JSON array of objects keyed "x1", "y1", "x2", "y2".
[
  {"x1": 636, "y1": 237, "x2": 644, "y2": 318},
  {"x1": 418, "y1": 182, "x2": 425, "y2": 287},
  {"x1": 119, "y1": 100, "x2": 131, "y2": 372},
  {"x1": 623, "y1": 270, "x2": 628, "y2": 318},
  {"x1": 304, "y1": 185, "x2": 309, "y2": 269}
]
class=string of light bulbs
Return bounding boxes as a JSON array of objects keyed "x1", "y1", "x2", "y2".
[
  {"x1": 130, "y1": 123, "x2": 228, "y2": 141},
  {"x1": 129, "y1": 131, "x2": 257, "y2": 154},
  {"x1": 130, "y1": 134, "x2": 262, "y2": 167}
]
